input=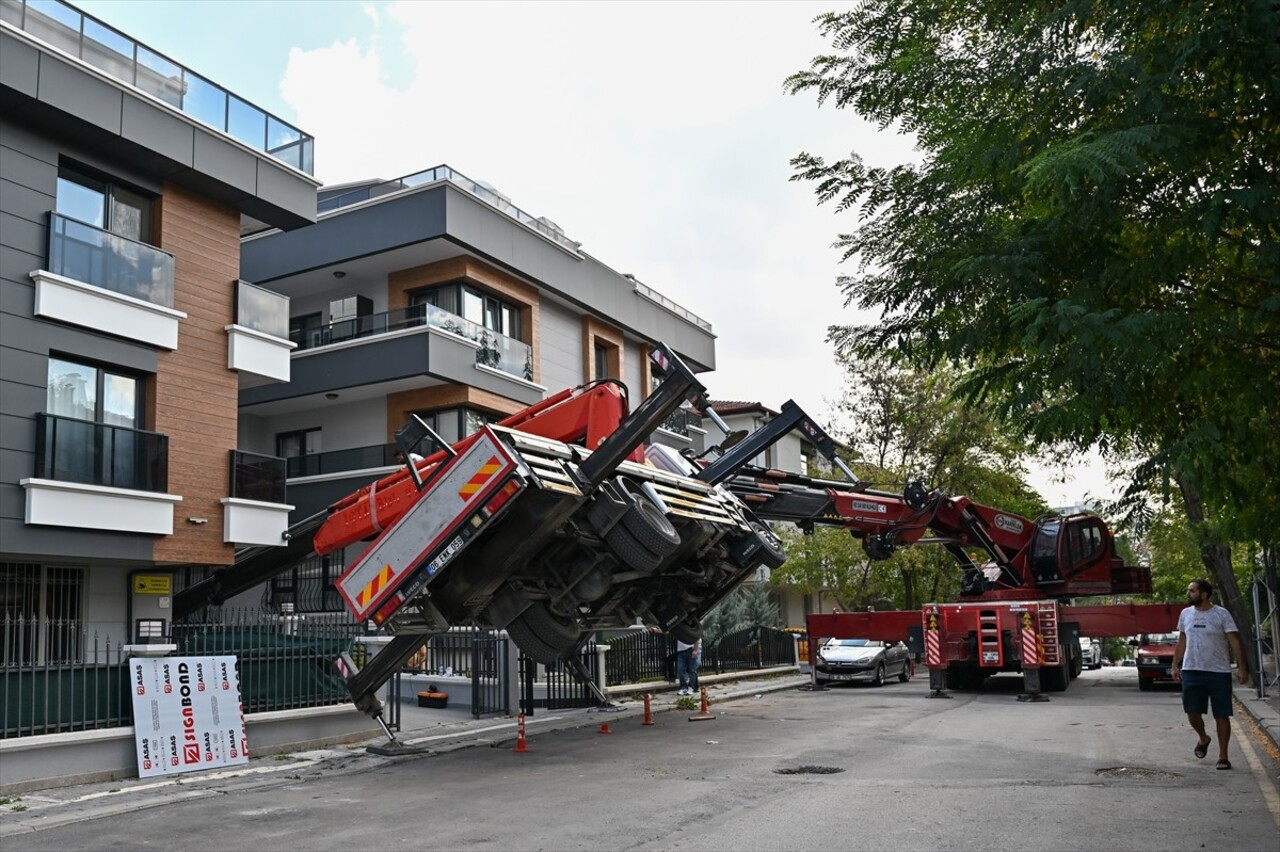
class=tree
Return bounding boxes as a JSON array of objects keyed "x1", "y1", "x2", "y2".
[
  {"x1": 786, "y1": 0, "x2": 1277, "y2": 667},
  {"x1": 769, "y1": 350, "x2": 1048, "y2": 610}
]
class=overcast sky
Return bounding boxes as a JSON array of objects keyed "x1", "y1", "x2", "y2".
[{"x1": 76, "y1": 0, "x2": 1114, "y2": 505}]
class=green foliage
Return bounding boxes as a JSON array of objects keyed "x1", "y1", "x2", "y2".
[
  {"x1": 770, "y1": 351, "x2": 1051, "y2": 610},
  {"x1": 787, "y1": 1, "x2": 1280, "y2": 547},
  {"x1": 702, "y1": 582, "x2": 781, "y2": 648}
]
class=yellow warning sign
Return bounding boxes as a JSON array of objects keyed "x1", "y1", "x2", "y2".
[
  {"x1": 133, "y1": 575, "x2": 171, "y2": 595},
  {"x1": 927, "y1": 614, "x2": 939, "y2": 631},
  {"x1": 1022, "y1": 612, "x2": 1033, "y2": 629}
]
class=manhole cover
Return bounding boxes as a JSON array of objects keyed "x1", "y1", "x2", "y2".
[
  {"x1": 1095, "y1": 766, "x2": 1183, "y2": 780},
  {"x1": 774, "y1": 765, "x2": 845, "y2": 775}
]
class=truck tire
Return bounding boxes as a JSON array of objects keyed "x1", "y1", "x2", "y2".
[
  {"x1": 747, "y1": 522, "x2": 786, "y2": 569},
  {"x1": 605, "y1": 525, "x2": 663, "y2": 573},
  {"x1": 1041, "y1": 661, "x2": 1069, "y2": 692},
  {"x1": 507, "y1": 603, "x2": 580, "y2": 665},
  {"x1": 618, "y1": 487, "x2": 681, "y2": 557}
]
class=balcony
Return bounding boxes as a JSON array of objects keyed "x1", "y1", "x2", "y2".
[
  {"x1": 317, "y1": 164, "x2": 581, "y2": 255},
  {"x1": 658, "y1": 408, "x2": 704, "y2": 438},
  {"x1": 33, "y1": 212, "x2": 185, "y2": 349},
  {"x1": 0, "y1": 0, "x2": 314, "y2": 174},
  {"x1": 227, "y1": 280, "x2": 294, "y2": 382},
  {"x1": 285, "y1": 444, "x2": 396, "y2": 479},
  {"x1": 22, "y1": 413, "x2": 180, "y2": 534},
  {"x1": 292, "y1": 304, "x2": 533, "y2": 382},
  {"x1": 221, "y1": 450, "x2": 293, "y2": 546}
]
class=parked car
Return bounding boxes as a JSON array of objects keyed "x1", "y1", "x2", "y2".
[
  {"x1": 1120, "y1": 659, "x2": 1136, "y2": 667},
  {"x1": 1131, "y1": 633, "x2": 1179, "y2": 690},
  {"x1": 1080, "y1": 638, "x2": 1104, "y2": 670},
  {"x1": 814, "y1": 638, "x2": 912, "y2": 686}
]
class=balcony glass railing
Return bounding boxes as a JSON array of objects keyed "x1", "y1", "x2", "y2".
[
  {"x1": 659, "y1": 408, "x2": 703, "y2": 437},
  {"x1": 34, "y1": 412, "x2": 168, "y2": 492},
  {"x1": 235, "y1": 280, "x2": 289, "y2": 339},
  {"x1": 229, "y1": 450, "x2": 286, "y2": 503},
  {"x1": 47, "y1": 212, "x2": 175, "y2": 307},
  {"x1": 316, "y1": 164, "x2": 581, "y2": 254},
  {"x1": 291, "y1": 304, "x2": 534, "y2": 381},
  {"x1": 1, "y1": 0, "x2": 314, "y2": 174},
  {"x1": 632, "y1": 280, "x2": 713, "y2": 333},
  {"x1": 286, "y1": 444, "x2": 397, "y2": 479}
]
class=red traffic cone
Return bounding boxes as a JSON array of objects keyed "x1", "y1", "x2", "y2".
[
  {"x1": 514, "y1": 712, "x2": 530, "y2": 753},
  {"x1": 688, "y1": 687, "x2": 716, "y2": 722},
  {"x1": 642, "y1": 693, "x2": 655, "y2": 727},
  {"x1": 598, "y1": 722, "x2": 612, "y2": 734}
]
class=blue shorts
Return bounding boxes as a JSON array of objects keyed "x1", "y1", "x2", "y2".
[{"x1": 1180, "y1": 670, "x2": 1233, "y2": 718}]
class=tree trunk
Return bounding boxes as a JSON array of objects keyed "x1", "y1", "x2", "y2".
[
  {"x1": 901, "y1": 567, "x2": 916, "y2": 611},
  {"x1": 1178, "y1": 478, "x2": 1259, "y2": 685}
]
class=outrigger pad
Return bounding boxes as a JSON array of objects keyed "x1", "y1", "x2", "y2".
[{"x1": 366, "y1": 741, "x2": 433, "y2": 757}]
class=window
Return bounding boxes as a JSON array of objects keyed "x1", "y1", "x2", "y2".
[
  {"x1": 595, "y1": 342, "x2": 612, "y2": 380},
  {"x1": 47, "y1": 356, "x2": 141, "y2": 428},
  {"x1": 278, "y1": 428, "x2": 322, "y2": 476},
  {"x1": 411, "y1": 281, "x2": 522, "y2": 340},
  {"x1": 0, "y1": 563, "x2": 85, "y2": 666},
  {"x1": 56, "y1": 166, "x2": 153, "y2": 243},
  {"x1": 411, "y1": 406, "x2": 498, "y2": 446},
  {"x1": 266, "y1": 553, "x2": 344, "y2": 613}
]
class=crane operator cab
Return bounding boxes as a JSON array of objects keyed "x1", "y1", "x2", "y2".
[{"x1": 1030, "y1": 514, "x2": 1111, "y2": 590}]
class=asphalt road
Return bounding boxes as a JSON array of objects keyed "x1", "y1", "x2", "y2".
[{"x1": 4, "y1": 666, "x2": 1278, "y2": 852}]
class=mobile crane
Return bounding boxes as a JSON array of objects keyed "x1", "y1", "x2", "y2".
[
  {"x1": 179, "y1": 343, "x2": 847, "y2": 743},
  {"x1": 728, "y1": 468, "x2": 1181, "y2": 698}
]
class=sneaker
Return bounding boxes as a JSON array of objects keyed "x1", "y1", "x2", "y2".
[{"x1": 678, "y1": 688, "x2": 689, "y2": 696}]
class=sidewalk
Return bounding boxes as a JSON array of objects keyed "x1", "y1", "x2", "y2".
[
  {"x1": 1233, "y1": 655, "x2": 1280, "y2": 758},
  {"x1": 0, "y1": 673, "x2": 809, "y2": 839},
  {"x1": 3, "y1": 668, "x2": 1275, "y2": 839}
]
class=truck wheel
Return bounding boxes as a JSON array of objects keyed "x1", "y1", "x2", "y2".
[
  {"x1": 1041, "y1": 662, "x2": 1069, "y2": 692},
  {"x1": 605, "y1": 525, "x2": 663, "y2": 573},
  {"x1": 507, "y1": 603, "x2": 580, "y2": 665},
  {"x1": 747, "y1": 522, "x2": 786, "y2": 569},
  {"x1": 618, "y1": 486, "x2": 681, "y2": 557},
  {"x1": 945, "y1": 667, "x2": 961, "y2": 690}
]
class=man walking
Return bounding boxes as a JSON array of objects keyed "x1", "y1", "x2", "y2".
[
  {"x1": 1172, "y1": 580, "x2": 1250, "y2": 770},
  {"x1": 675, "y1": 636, "x2": 700, "y2": 696}
]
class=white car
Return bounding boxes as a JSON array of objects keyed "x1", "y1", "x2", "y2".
[{"x1": 814, "y1": 638, "x2": 912, "y2": 686}]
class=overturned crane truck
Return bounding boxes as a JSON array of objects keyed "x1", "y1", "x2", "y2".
[
  {"x1": 729, "y1": 469, "x2": 1181, "y2": 699},
  {"x1": 321, "y1": 343, "x2": 803, "y2": 739}
]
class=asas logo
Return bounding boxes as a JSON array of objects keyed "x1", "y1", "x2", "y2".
[
  {"x1": 203, "y1": 731, "x2": 214, "y2": 762},
  {"x1": 219, "y1": 661, "x2": 231, "y2": 690},
  {"x1": 168, "y1": 734, "x2": 180, "y2": 766},
  {"x1": 162, "y1": 663, "x2": 173, "y2": 694},
  {"x1": 135, "y1": 665, "x2": 146, "y2": 696},
  {"x1": 195, "y1": 662, "x2": 207, "y2": 692},
  {"x1": 141, "y1": 737, "x2": 153, "y2": 771}
]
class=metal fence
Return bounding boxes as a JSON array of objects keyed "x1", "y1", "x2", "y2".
[
  {"x1": 705, "y1": 626, "x2": 796, "y2": 675},
  {"x1": 404, "y1": 627, "x2": 509, "y2": 717},
  {"x1": 602, "y1": 629, "x2": 674, "y2": 684},
  {"x1": 1, "y1": 610, "x2": 363, "y2": 738}
]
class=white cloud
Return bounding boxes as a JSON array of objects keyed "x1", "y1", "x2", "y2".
[{"x1": 275, "y1": 0, "x2": 1109, "y2": 502}]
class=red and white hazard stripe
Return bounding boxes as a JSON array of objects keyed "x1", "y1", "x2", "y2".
[
  {"x1": 1021, "y1": 625, "x2": 1039, "y2": 666},
  {"x1": 925, "y1": 627, "x2": 941, "y2": 667}
]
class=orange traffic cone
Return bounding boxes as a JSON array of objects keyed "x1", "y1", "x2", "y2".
[
  {"x1": 598, "y1": 722, "x2": 612, "y2": 734},
  {"x1": 514, "y1": 712, "x2": 530, "y2": 753},
  {"x1": 688, "y1": 687, "x2": 716, "y2": 722},
  {"x1": 642, "y1": 692, "x2": 655, "y2": 727}
]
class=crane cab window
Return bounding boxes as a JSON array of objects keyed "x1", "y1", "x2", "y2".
[
  {"x1": 1031, "y1": 519, "x2": 1061, "y2": 584},
  {"x1": 1064, "y1": 518, "x2": 1104, "y2": 573}
]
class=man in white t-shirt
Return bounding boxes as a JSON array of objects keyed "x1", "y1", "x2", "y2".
[
  {"x1": 675, "y1": 637, "x2": 700, "y2": 696},
  {"x1": 1172, "y1": 579, "x2": 1249, "y2": 770}
]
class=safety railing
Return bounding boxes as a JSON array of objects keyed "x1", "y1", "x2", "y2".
[
  {"x1": 47, "y1": 212, "x2": 175, "y2": 307},
  {"x1": 2, "y1": 0, "x2": 314, "y2": 173},
  {"x1": 35, "y1": 412, "x2": 168, "y2": 492},
  {"x1": 229, "y1": 449, "x2": 286, "y2": 504}
]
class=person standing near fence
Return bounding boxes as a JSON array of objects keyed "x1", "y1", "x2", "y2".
[{"x1": 676, "y1": 636, "x2": 700, "y2": 696}]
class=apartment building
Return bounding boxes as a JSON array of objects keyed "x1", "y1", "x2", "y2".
[
  {"x1": 1, "y1": 0, "x2": 316, "y2": 785},
  {"x1": 235, "y1": 166, "x2": 718, "y2": 612}
]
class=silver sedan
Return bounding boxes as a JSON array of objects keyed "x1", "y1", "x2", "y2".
[{"x1": 814, "y1": 638, "x2": 913, "y2": 686}]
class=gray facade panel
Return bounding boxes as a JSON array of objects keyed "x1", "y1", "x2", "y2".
[
  {"x1": 36, "y1": 51, "x2": 123, "y2": 137},
  {"x1": 0, "y1": 176, "x2": 53, "y2": 230},
  {"x1": 241, "y1": 188, "x2": 448, "y2": 283},
  {"x1": 242, "y1": 333, "x2": 433, "y2": 406},
  {"x1": 192, "y1": 130, "x2": 258, "y2": 198},
  {"x1": 0, "y1": 139, "x2": 57, "y2": 195},
  {"x1": 538, "y1": 300, "x2": 583, "y2": 392},
  {"x1": 255, "y1": 159, "x2": 316, "y2": 223},
  {"x1": 0, "y1": 30, "x2": 39, "y2": 98},
  {"x1": 1, "y1": 311, "x2": 158, "y2": 372},
  {"x1": 119, "y1": 94, "x2": 195, "y2": 168},
  {"x1": 0, "y1": 208, "x2": 44, "y2": 256},
  {"x1": 0, "y1": 518, "x2": 154, "y2": 562}
]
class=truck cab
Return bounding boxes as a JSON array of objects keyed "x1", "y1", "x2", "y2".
[{"x1": 1132, "y1": 633, "x2": 1179, "y2": 690}]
